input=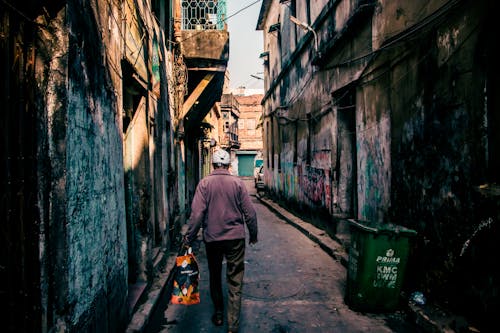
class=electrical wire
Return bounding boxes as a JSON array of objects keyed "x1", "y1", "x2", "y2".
[
  {"x1": 265, "y1": 0, "x2": 462, "y2": 112},
  {"x1": 0, "y1": 0, "x2": 48, "y2": 27},
  {"x1": 226, "y1": 0, "x2": 262, "y2": 23},
  {"x1": 266, "y1": 0, "x2": 469, "y2": 131},
  {"x1": 322, "y1": 0, "x2": 461, "y2": 70},
  {"x1": 278, "y1": 18, "x2": 481, "y2": 137}
]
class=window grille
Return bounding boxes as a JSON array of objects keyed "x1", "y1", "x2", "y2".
[{"x1": 181, "y1": 0, "x2": 226, "y2": 30}]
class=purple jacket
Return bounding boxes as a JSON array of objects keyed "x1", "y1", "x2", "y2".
[{"x1": 186, "y1": 169, "x2": 258, "y2": 243}]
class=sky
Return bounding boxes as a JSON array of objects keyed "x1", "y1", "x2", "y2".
[{"x1": 226, "y1": 0, "x2": 264, "y2": 91}]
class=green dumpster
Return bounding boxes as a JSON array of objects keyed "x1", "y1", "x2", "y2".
[{"x1": 345, "y1": 219, "x2": 417, "y2": 312}]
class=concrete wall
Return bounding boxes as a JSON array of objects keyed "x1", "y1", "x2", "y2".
[
  {"x1": 368, "y1": 1, "x2": 498, "y2": 325},
  {"x1": 36, "y1": 1, "x2": 129, "y2": 331},
  {"x1": 259, "y1": 0, "x2": 369, "y2": 222},
  {"x1": 124, "y1": 98, "x2": 152, "y2": 283},
  {"x1": 236, "y1": 94, "x2": 264, "y2": 151},
  {"x1": 2, "y1": 0, "x2": 186, "y2": 331},
  {"x1": 258, "y1": 0, "x2": 498, "y2": 328},
  {"x1": 122, "y1": 0, "x2": 177, "y2": 286},
  {"x1": 31, "y1": 0, "x2": 177, "y2": 331}
]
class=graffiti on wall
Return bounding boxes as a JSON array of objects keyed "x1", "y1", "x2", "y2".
[
  {"x1": 300, "y1": 165, "x2": 326, "y2": 206},
  {"x1": 281, "y1": 161, "x2": 297, "y2": 198},
  {"x1": 357, "y1": 118, "x2": 391, "y2": 223},
  {"x1": 324, "y1": 168, "x2": 332, "y2": 212}
]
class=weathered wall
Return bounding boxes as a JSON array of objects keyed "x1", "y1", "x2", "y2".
[
  {"x1": 260, "y1": 0, "x2": 374, "y2": 227},
  {"x1": 1, "y1": 1, "x2": 53, "y2": 331},
  {"x1": 124, "y1": 99, "x2": 152, "y2": 283},
  {"x1": 68, "y1": 0, "x2": 128, "y2": 330},
  {"x1": 36, "y1": 1, "x2": 128, "y2": 331},
  {"x1": 153, "y1": 31, "x2": 176, "y2": 250},
  {"x1": 259, "y1": 0, "x2": 498, "y2": 329},
  {"x1": 356, "y1": 72, "x2": 392, "y2": 223},
  {"x1": 35, "y1": 6, "x2": 70, "y2": 332},
  {"x1": 180, "y1": 30, "x2": 229, "y2": 61},
  {"x1": 122, "y1": 0, "x2": 177, "y2": 288},
  {"x1": 370, "y1": 0, "x2": 498, "y2": 326},
  {"x1": 3, "y1": 0, "x2": 177, "y2": 332}
]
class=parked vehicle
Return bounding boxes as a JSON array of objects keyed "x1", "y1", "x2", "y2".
[
  {"x1": 254, "y1": 165, "x2": 264, "y2": 189},
  {"x1": 253, "y1": 158, "x2": 263, "y2": 177}
]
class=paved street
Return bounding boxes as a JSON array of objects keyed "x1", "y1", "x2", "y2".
[{"x1": 144, "y1": 179, "x2": 421, "y2": 333}]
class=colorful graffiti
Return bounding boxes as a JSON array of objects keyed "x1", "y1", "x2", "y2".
[
  {"x1": 281, "y1": 161, "x2": 297, "y2": 198},
  {"x1": 301, "y1": 165, "x2": 326, "y2": 206}
]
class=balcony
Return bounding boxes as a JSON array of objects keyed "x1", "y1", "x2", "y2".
[
  {"x1": 220, "y1": 94, "x2": 240, "y2": 117},
  {"x1": 179, "y1": 0, "x2": 229, "y2": 132},
  {"x1": 219, "y1": 93, "x2": 240, "y2": 149},
  {"x1": 227, "y1": 123, "x2": 240, "y2": 149}
]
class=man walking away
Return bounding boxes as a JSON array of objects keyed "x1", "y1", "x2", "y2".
[{"x1": 184, "y1": 148, "x2": 258, "y2": 333}]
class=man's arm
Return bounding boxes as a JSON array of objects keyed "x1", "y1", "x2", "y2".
[
  {"x1": 185, "y1": 182, "x2": 207, "y2": 245},
  {"x1": 239, "y1": 184, "x2": 258, "y2": 244}
]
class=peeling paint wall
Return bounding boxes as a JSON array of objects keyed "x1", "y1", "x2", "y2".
[
  {"x1": 30, "y1": 0, "x2": 177, "y2": 331},
  {"x1": 124, "y1": 99, "x2": 152, "y2": 283},
  {"x1": 34, "y1": 1, "x2": 129, "y2": 331},
  {"x1": 3, "y1": 0, "x2": 177, "y2": 331},
  {"x1": 122, "y1": 0, "x2": 177, "y2": 290},
  {"x1": 373, "y1": 2, "x2": 499, "y2": 326},
  {"x1": 259, "y1": 0, "x2": 373, "y2": 227},
  {"x1": 259, "y1": 0, "x2": 498, "y2": 329},
  {"x1": 357, "y1": 78, "x2": 392, "y2": 223}
]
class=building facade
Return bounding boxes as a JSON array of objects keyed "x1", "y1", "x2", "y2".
[
  {"x1": 1, "y1": 0, "x2": 229, "y2": 332},
  {"x1": 257, "y1": 0, "x2": 498, "y2": 329},
  {"x1": 235, "y1": 93, "x2": 264, "y2": 177},
  {"x1": 174, "y1": 0, "x2": 229, "y2": 214}
]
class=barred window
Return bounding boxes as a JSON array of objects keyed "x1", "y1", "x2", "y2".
[{"x1": 181, "y1": 0, "x2": 227, "y2": 30}]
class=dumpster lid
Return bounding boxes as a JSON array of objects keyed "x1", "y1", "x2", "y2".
[{"x1": 348, "y1": 219, "x2": 417, "y2": 236}]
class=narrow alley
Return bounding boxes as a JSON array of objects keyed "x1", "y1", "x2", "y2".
[
  {"x1": 143, "y1": 178, "x2": 422, "y2": 333},
  {"x1": 2, "y1": 1, "x2": 498, "y2": 332}
]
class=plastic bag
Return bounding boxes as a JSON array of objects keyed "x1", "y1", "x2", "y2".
[{"x1": 170, "y1": 248, "x2": 200, "y2": 305}]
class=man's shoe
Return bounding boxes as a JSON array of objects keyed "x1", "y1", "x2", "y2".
[{"x1": 211, "y1": 311, "x2": 223, "y2": 326}]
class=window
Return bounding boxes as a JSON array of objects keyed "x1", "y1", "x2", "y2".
[
  {"x1": 247, "y1": 119, "x2": 256, "y2": 130},
  {"x1": 181, "y1": 0, "x2": 227, "y2": 30}
]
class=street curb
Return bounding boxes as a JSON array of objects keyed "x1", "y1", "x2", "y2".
[
  {"x1": 255, "y1": 193, "x2": 349, "y2": 267},
  {"x1": 126, "y1": 192, "x2": 463, "y2": 333},
  {"x1": 125, "y1": 252, "x2": 178, "y2": 333},
  {"x1": 254, "y1": 193, "x2": 470, "y2": 333},
  {"x1": 125, "y1": 193, "x2": 349, "y2": 332}
]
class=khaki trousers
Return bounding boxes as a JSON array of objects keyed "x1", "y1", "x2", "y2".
[{"x1": 205, "y1": 239, "x2": 245, "y2": 332}]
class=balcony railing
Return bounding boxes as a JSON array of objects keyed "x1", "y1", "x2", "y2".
[{"x1": 181, "y1": 0, "x2": 226, "y2": 30}]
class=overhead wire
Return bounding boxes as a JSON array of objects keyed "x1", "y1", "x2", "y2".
[
  {"x1": 174, "y1": 0, "x2": 262, "y2": 44},
  {"x1": 268, "y1": 0, "x2": 461, "y2": 108},
  {"x1": 322, "y1": 0, "x2": 461, "y2": 71},
  {"x1": 0, "y1": 0, "x2": 48, "y2": 27},
  {"x1": 281, "y1": 18, "x2": 481, "y2": 137},
  {"x1": 268, "y1": 0, "x2": 467, "y2": 131}
]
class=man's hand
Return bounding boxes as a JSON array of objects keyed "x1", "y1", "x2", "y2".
[{"x1": 182, "y1": 235, "x2": 191, "y2": 250}]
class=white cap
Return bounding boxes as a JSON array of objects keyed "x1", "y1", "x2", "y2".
[{"x1": 212, "y1": 149, "x2": 230, "y2": 165}]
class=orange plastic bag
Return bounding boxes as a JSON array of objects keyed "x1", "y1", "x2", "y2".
[{"x1": 170, "y1": 248, "x2": 200, "y2": 305}]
